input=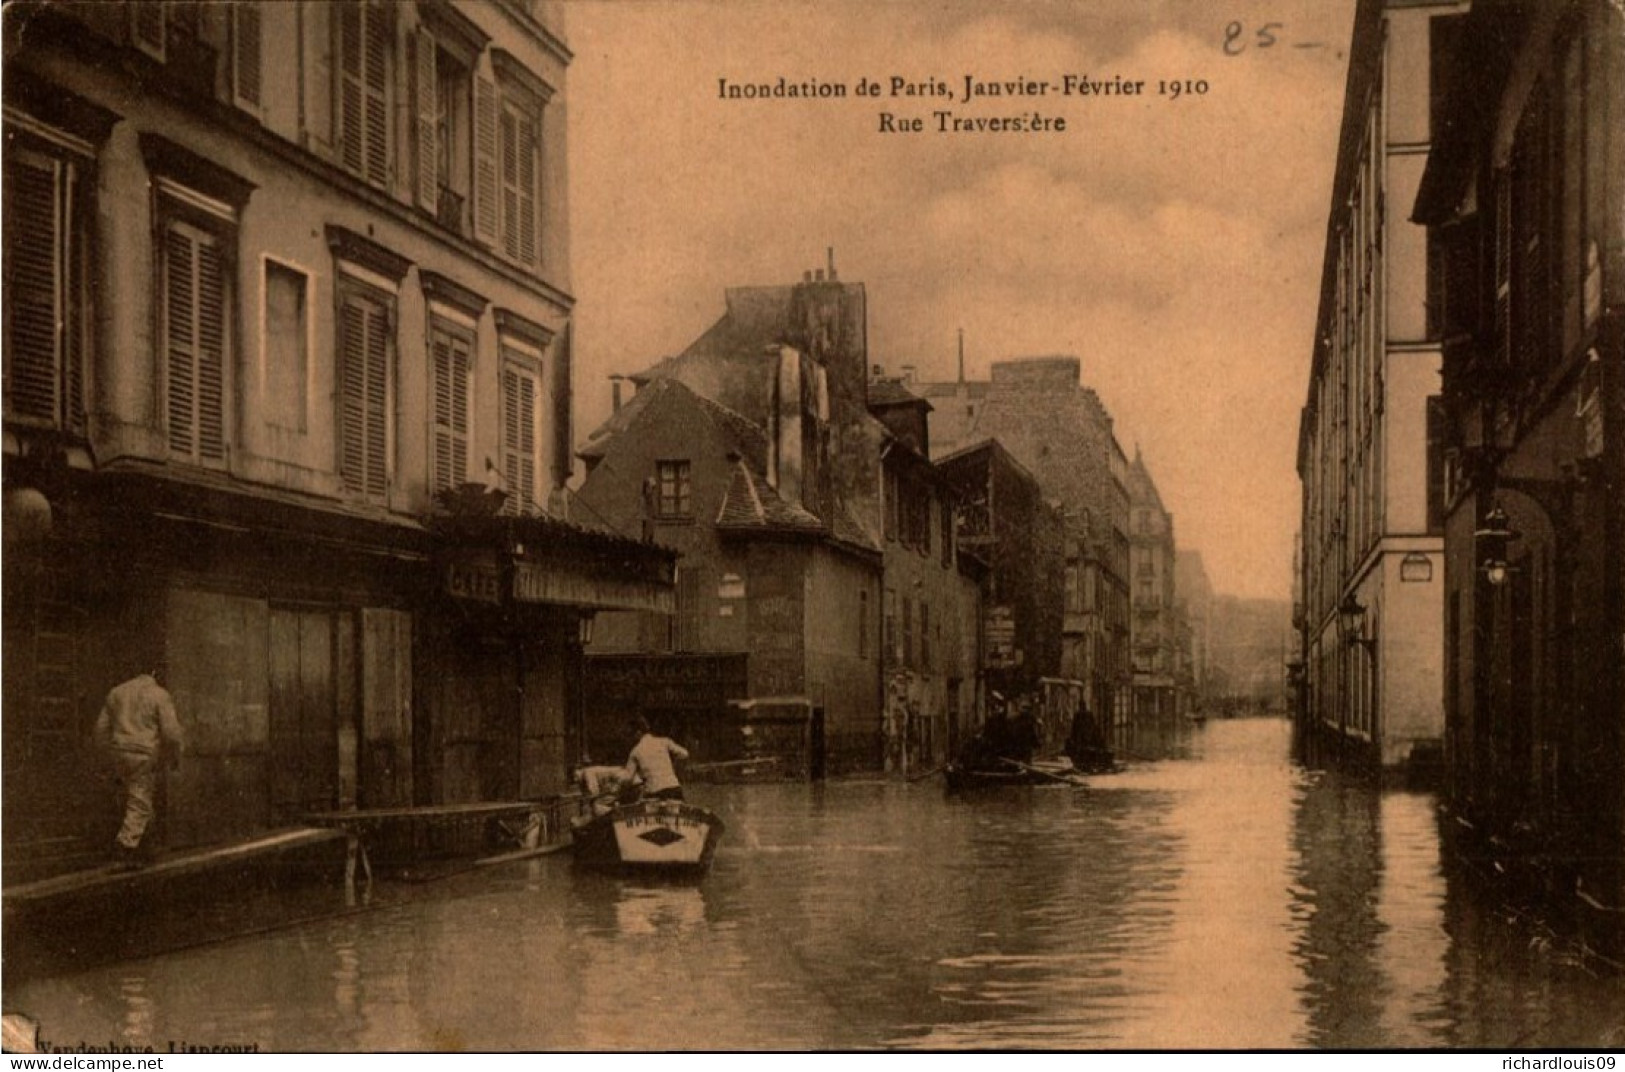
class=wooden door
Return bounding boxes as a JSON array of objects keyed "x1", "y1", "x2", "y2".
[{"x1": 269, "y1": 608, "x2": 337, "y2": 819}]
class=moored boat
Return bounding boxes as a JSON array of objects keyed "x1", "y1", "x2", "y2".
[{"x1": 570, "y1": 798, "x2": 725, "y2": 874}]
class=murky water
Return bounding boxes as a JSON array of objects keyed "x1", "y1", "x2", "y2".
[{"x1": 9, "y1": 719, "x2": 1623, "y2": 1050}]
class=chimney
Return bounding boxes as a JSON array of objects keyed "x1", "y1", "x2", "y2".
[
  {"x1": 803, "y1": 270, "x2": 813, "y2": 283},
  {"x1": 957, "y1": 328, "x2": 965, "y2": 384},
  {"x1": 609, "y1": 375, "x2": 625, "y2": 413},
  {"x1": 901, "y1": 364, "x2": 915, "y2": 385},
  {"x1": 815, "y1": 269, "x2": 825, "y2": 282},
  {"x1": 827, "y1": 247, "x2": 837, "y2": 281}
]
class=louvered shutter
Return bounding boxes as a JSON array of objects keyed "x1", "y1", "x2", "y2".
[
  {"x1": 232, "y1": 3, "x2": 263, "y2": 112},
  {"x1": 164, "y1": 221, "x2": 226, "y2": 463},
  {"x1": 503, "y1": 364, "x2": 537, "y2": 515},
  {"x1": 430, "y1": 330, "x2": 469, "y2": 493},
  {"x1": 339, "y1": 291, "x2": 390, "y2": 499},
  {"x1": 415, "y1": 30, "x2": 438, "y2": 213},
  {"x1": 4, "y1": 153, "x2": 63, "y2": 424},
  {"x1": 362, "y1": 3, "x2": 389, "y2": 187},
  {"x1": 363, "y1": 300, "x2": 389, "y2": 496},
  {"x1": 473, "y1": 73, "x2": 498, "y2": 245},
  {"x1": 339, "y1": 299, "x2": 368, "y2": 492},
  {"x1": 337, "y1": 3, "x2": 364, "y2": 176},
  {"x1": 516, "y1": 112, "x2": 537, "y2": 266},
  {"x1": 500, "y1": 108, "x2": 519, "y2": 260}
]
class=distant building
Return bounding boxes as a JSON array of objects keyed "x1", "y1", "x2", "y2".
[
  {"x1": 1, "y1": 0, "x2": 674, "y2": 882},
  {"x1": 918, "y1": 356, "x2": 1131, "y2": 725},
  {"x1": 1296, "y1": 0, "x2": 1456, "y2": 776},
  {"x1": 1413, "y1": 0, "x2": 1625, "y2": 954},
  {"x1": 1175, "y1": 550, "x2": 1215, "y2": 705},
  {"x1": 868, "y1": 379, "x2": 986, "y2": 772},
  {"x1": 937, "y1": 438, "x2": 1067, "y2": 748},
  {"x1": 1124, "y1": 450, "x2": 1183, "y2": 718}
]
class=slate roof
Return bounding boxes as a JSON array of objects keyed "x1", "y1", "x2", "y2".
[
  {"x1": 866, "y1": 379, "x2": 933, "y2": 410},
  {"x1": 715, "y1": 459, "x2": 824, "y2": 533}
]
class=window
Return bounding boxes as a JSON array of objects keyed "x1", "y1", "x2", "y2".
[
  {"x1": 337, "y1": 281, "x2": 392, "y2": 499},
  {"x1": 3, "y1": 142, "x2": 89, "y2": 433},
  {"x1": 263, "y1": 260, "x2": 308, "y2": 432},
  {"x1": 162, "y1": 217, "x2": 230, "y2": 465},
  {"x1": 336, "y1": 0, "x2": 391, "y2": 188},
  {"x1": 429, "y1": 323, "x2": 473, "y2": 494},
  {"x1": 230, "y1": 3, "x2": 263, "y2": 113},
  {"x1": 656, "y1": 460, "x2": 692, "y2": 519},
  {"x1": 475, "y1": 58, "x2": 546, "y2": 267},
  {"x1": 130, "y1": 1, "x2": 166, "y2": 61},
  {"x1": 501, "y1": 356, "x2": 541, "y2": 515}
]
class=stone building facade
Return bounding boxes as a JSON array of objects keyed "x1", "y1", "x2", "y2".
[
  {"x1": 1296, "y1": 0, "x2": 1456, "y2": 777},
  {"x1": 1413, "y1": 0, "x2": 1625, "y2": 954},
  {"x1": 1, "y1": 0, "x2": 674, "y2": 882}
]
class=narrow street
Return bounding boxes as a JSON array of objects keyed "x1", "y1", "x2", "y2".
[{"x1": 10, "y1": 719, "x2": 1621, "y2": 1051}]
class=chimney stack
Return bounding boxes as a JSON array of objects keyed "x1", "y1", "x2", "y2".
[
  {"x1": 609, "y1": 374, "x2": 625, "y2": 413},
  {"x1": 827, "y1": 247, "x2": 837, "y2": 281},
  {"x1": 815, "y1": 269, "x2": 825, "y2": 282},
  {"x1": 803, "y1": 270, "x2": 813, "y2": 283},
  {"x1": 957, "y1": 328, "x2": 965, "y2": 384},
  {"x1": 901, "y1": 364, "x2": 915, "y2": 385}
]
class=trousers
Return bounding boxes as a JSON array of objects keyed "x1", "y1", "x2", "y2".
[{"x1": 112, "y1": 751, "x2": 158, "y2": 850}]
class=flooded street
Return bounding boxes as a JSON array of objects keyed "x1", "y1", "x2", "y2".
[{"x1": 9, "y1": 718, "x2": 1622, "y2": 1051}]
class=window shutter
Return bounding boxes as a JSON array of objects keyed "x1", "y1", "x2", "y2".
[
  {"x1": 503, "y1": 364, "x2": 537, "y2": 515},
  {"x1": 232, "y1": 3, "x2": 263, "y2": 112},
  {"x1": 473, "y1": 73, "x2": 498, "y2": 245},
  {"x1": 500, "y1": 108, "x2": 519, "y2": 260},
  {"x1": 131, "y1": 2, "x2": 166, "y2": 60},
  {"x1": 517, "y1": 112, "x2": 537, "y2": 266},
  {"x1": 430, "y1": 331, "x2": 469, "y2": 493},
  {"x1": 364, "y1": 300, "x2": 389, "y2": 496},
  {"x1": 337, "y1": 3, "x2": 364, "y2": 176},
  {"x1": 415, "y1": 30, "x2": 438, "y2": 214},
  {"x1": 4, "y1": 154, "x2": 63, "y2": 423},
  {"x1": 164, "y1": 227, "x2": 195, "y2": 456},
  {"x1": 362, "y1": 3, "x2": 390, "y2": 187},
  {"x1": 195, "y1": 237, "x2": 227, "y2": 461},
  {"x1": 339, "y1": 299, "x2": 369, "y2": 493},
  {"x1": 164, "y1": 223, "x2": 226, "y2": 463}
]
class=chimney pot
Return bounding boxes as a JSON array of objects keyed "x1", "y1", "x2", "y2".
[
  {"x1": 803, "y1": 270, "x2": 813, "y2": 283},
  {"x1": 815, "y1": 269, "x2": 825, "y2": 282},
  {"x1": 827, "y1": 246, "x2": 837, "y2": 281}
]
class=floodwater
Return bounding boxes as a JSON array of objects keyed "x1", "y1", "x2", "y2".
[{"x1": 8, "y1": 718, "x2": 1623, "y2": 1050}]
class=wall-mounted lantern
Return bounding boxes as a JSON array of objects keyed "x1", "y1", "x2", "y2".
[
  {"x1": 1474, "y1": 507, "x2": 1518, "y2": 587},
  {"x1": 1338, "y1": 593, "x2": 1375, "y2": 651}
]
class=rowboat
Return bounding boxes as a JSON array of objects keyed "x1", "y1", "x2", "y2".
[
  {"x1": 570, "y1": 798, "x2": 725, "y2": 874},
  {"x1": 944, "y1": 757, "x2": 1090, "y2": 793}
]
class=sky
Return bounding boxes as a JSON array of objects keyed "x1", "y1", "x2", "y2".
[{"x1": 562, "y1": 0, "x2": 1356, "y2": 602}]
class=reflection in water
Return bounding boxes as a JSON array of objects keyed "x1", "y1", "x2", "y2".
[{"x1": 9, "y1": 720, "x2": 1622, "y2": 1050}]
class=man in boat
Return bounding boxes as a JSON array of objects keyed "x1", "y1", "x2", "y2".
[{"x1": 623, "y1": 715, "x2": 690, "y2": 801}]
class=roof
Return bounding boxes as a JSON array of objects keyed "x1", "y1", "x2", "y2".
[
  {"x1": 866, "y1": 380, "x2": 933, "y2": 410},
  {"x1": 578, "y1": 377, "x2": 767, "y2": 469},
  {"x1": 716, "y1": 459, "x2": 824, "y2": 532}
]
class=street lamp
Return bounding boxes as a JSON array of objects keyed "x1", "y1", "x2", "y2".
[
  {"x1": 1474, "y1": 507, "x2": 1519, "y2": 586},
  {"x1": 1338, "y1": 593, "x2": 1375, "y2": 651}
]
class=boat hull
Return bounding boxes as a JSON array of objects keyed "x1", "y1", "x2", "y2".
[{"x1": 571, "y1": 800, "x2": 724, "y2": 874}]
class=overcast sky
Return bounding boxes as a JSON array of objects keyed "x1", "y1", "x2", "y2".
[{"x1": 563, "y1": 0, "x2": 1356, "y2": 602}]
